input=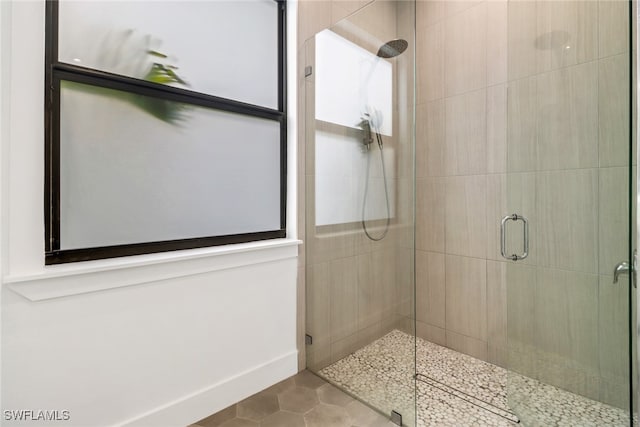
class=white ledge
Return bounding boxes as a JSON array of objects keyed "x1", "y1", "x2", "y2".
[{"x1": 5, "y1": 239, "x2": 302, "y2": 301}]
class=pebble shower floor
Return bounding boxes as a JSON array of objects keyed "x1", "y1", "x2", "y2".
[{"x1": 318, "y1": 330, "x2": 629, "y2": 426}]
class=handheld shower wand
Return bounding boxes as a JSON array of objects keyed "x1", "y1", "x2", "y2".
[{"x1": 361, "y1": 117, "x2": 391, "y2": 241}]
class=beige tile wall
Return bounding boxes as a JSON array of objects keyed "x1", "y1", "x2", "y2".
[
  {"x1": 415, "y1": 0, "x2": 632, "y2": 410},
  {"x1": 416, "y1": 0, "x2": 500, "y2": 363}
]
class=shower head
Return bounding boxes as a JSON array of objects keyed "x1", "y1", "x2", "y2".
[{"x1": 376, "y1": 39, "x2": 408, "y2": 58}]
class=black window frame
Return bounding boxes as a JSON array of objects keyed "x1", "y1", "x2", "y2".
[{"x1": 44, "y1": 0, "x2": 287, "y2": 265}]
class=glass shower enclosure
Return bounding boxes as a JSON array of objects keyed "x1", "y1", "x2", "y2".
[{"x1": 303, "y1": 0, "x2": 638, "y2": 426}]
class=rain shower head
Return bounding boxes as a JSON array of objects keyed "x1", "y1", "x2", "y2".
[{"x1": 376, "y1": 39, "x2": 408, "y2": 58}]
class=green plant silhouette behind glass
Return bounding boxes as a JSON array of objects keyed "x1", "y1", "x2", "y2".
[
  {"x1": 132, "y1": 49, "x2": 191, "y2": 124},
  {"x1": 65, "y1": 40, "x2": 191, "y2": 125}
]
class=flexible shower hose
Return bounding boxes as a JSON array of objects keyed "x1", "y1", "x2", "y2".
[{"x1": 361, "y1": 131, "x2": 391, "y2": 241}]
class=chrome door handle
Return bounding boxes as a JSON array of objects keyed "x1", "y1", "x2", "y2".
[
  {"x1": 613, "y1": 250, "x2": 637, "y2": 287},
  {"x1": 613, "y1": 261, "x2": 630, "y2": 283},
  {"x1": 500, "y1": 214, "x2": 529, "y2": 261}
]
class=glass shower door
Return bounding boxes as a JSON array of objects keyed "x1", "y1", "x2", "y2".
[
  {"x1": 303, "y1": 1, "x2": 417, "y2": 426},
  {"x1": 504, "y1": 0, "x2": 636, "y2": 425}
]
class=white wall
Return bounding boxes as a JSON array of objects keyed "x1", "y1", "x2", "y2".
[{"x1": 0, "y1": 1, "x2": 299, "y2": 426}]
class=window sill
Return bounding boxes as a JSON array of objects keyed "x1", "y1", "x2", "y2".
[{"x1": 5, "y1": 238, "x2": 302, "y2": 301}]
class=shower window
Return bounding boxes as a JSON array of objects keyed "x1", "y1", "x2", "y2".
[
  {"x1": 44, "y1": 0, "x2": 287, "y2": 264},
  {"x1": 314, "y1": 29, "x2": 395, "y2": 227}
]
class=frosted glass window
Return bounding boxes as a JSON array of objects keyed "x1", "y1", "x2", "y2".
[
  {"x1": 315, "y1": 130, "x2": 395, "y2": 226},
  {"x1": 58, "y1": 0, "x2": 279, "y2": 108},
  {"x1": 59, "y1": 81, "x2": 281, "y2": 250},
  {"x1": 315, "y1": 29, "x2": 392, "y2": 136}
]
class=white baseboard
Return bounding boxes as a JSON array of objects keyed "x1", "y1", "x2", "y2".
[{"x1": 117, "y1": 350, "x2": 299, "y2": 427}]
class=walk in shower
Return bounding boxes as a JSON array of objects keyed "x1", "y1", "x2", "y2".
[{"x1": 303, "y1": 1, "x2": 638, "y2": 426}]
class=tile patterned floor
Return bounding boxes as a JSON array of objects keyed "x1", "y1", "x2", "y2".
[
  {"x1": 194, "y1": 330, "x2": 630, "y2": 427},
  {"x1": 319, "y1": 330, "x2": 630, "y2": 427},
  {"x1": 191, "y1": 370, "x2": 398, "y2": 427}
]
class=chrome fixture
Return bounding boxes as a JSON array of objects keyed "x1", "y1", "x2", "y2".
[
  {"x1": 376, "y1": 39, "x2": 408, "y2": 58},
  {"x1": 358, "y1": 114, "x2": 374, "y2": 151},
  {"x1": 390, "y1": 410, "x2": 403, "y2": 426},
  {"x1": 613, "y1": 250, "x2": 637, "y2": 287},
  {"x1": 500, "y1": 214, "x2": 529, "y2": 261},
  {"x1": 613, "y1": 262, "x2": 631, "y2": 284}
]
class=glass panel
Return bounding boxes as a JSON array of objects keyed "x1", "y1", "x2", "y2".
[
  {"x1": 58, "y1": 0, "x2": 279, "y2": 109},
  {"x1": 314, "y1": 126, "x2": 396, "y2": 226},
  {"x1": 505, "y1": 1, "x2": 633, "y2": 425},
  {"x1": 59, "y1": 80, "x2": 281, "y2": 250},
  {"x1": 304, "y1": 1, "x2": 416, "y2": 425},
  {"x1": 631, "y1": 2, "x2": 638, "y2": 421},
  {"x1": 315, "y1": 29, "x2": 393, "y2": 136}
]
